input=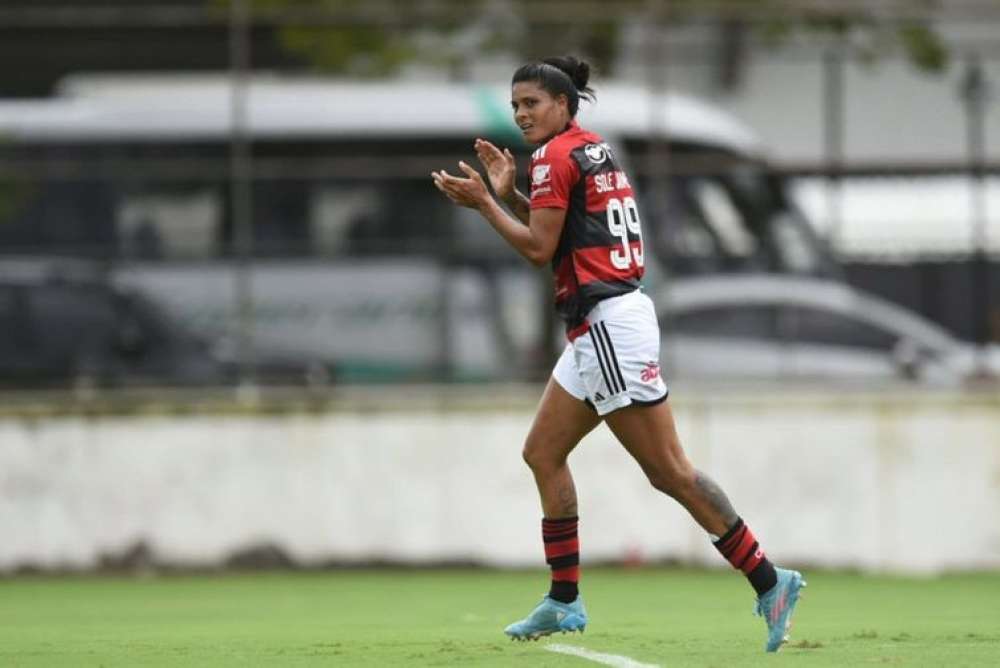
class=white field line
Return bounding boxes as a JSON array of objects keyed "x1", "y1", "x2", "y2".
[{"x1": 545, "y1": 643, "x2": 662, "y2": 668}]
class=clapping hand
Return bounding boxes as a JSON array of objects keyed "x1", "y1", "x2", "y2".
[
  {"x1": 474, "y1": 138, "x2": 516, "y2": 201},
  {"x1": 431, "y1": 161, "x2": 491, "y2": 210}
]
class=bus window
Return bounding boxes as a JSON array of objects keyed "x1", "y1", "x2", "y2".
[
  {"x1": 334, "y1": 179, "x2": 455, "y2": 256},
  {"x1": 722, "y1": 167, "x2": 830, "y2": 276},
  {"x1": 250, "y1": 181, "x2": 310, "y2": 257},
  {"x1": 0, "y1": 179, "x2": 115, "y2": 255},
  {"x1": 118, "y1": 188, "x2": 221, "y2": 260},
  {"x1": 663, "y1": 178, "x2": 722, "y2": 269},
  {"x1": 311, "y1": 184, "x2": 380, "y2": 257},
  {"x1": 690, "y1": 178, "x2": 758, "y2": 257}
]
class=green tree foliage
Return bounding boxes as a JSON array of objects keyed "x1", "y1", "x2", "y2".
[
  {"x1": 226, "y1": 0, "x2": 949, "y2": 76},
  {"x1": 713, "y1": 0, "x2": 947, "y2": 73},
  {"x1": 244, "y1": 0, "x2": 404, "y2": 76},
  {"x1": 223, "y1": 0, "x2": 633, "y2": 76},
  {"x1": 225, "y1": 0, "x2": 496, "y2": 76}
]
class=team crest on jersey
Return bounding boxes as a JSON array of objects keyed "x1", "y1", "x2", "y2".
[
  {"x1": 532, "y1": 164, "x2": 551, "y2": 185},
  {"x1": 584, "y1": 144, "x2": 607, "y2": 164}
]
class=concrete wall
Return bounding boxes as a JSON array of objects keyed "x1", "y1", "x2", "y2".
[
  {"x1": 615, "y1": 21, "x2": 1000, "y2": 166},
  {"x1": 3, "y1": 387, "x2": 999, "y2": 574}
]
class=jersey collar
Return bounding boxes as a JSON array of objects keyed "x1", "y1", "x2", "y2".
[
  {"x1": 561, "y1": 119, "x2": 580, "y2": 135},
  {"x1": 540, "y1": 118, "x2": 580, "y2": 146}
]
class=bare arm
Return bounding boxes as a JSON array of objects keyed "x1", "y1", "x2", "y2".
[
  {"x1": 432, "y1": 162, "x2": 564, "y2": 267},
  {"x1": 477, "y1": 198, "x2": 564, "y2": 267},
  {"x1": 500, "y1": 189, "x2": 532, "y2": 225}
]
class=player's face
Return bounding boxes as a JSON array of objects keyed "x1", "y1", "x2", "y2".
[{"x1": 511, "y1": 82, "x2": 570, "y2": 145}]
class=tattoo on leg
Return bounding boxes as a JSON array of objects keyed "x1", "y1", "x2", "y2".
[
  {"x1": 557, "y1": 483, "x2": 578, "y2": 517},
  {"x1": 694, "y1": 471, "x2": 738, "y2": 528}
]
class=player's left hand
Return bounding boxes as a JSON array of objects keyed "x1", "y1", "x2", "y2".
[{"x1": 431, "y1": 162, "x2": 491, "y2": 209}]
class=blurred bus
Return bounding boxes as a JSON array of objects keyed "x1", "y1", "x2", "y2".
[
  {"x1": 0, "y1": 75, "x2": 866, "y2": 382},
  {"x1": 0, "y1": 74, "x2": 833, "y2": 270}
]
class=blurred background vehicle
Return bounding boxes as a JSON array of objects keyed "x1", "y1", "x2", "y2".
[
  {"x1": 659, "y1": 275, "x2": 1000, "y2": 384},
  {"x1": 0, "y1": 257, "x2": 330, "y2": 388}
]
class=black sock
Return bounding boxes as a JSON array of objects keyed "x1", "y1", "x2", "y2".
[{"x1": 548, "y1": 580, "x2": 579, "y2": 604}]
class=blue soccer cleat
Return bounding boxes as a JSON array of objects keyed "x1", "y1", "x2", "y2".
[
  {"x1": 504, "y1": 596, "x2": 588, "y2": 641},
  {"x1": 756, "y1": 568, "x2": 807, "y2": 652}
]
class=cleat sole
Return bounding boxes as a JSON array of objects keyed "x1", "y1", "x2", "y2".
[{"x1": 507, "y1": 625, "x2": 584, "y2": 642}]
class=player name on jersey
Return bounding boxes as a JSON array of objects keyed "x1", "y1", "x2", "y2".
[{"x1": 593, "y1": 170, "x2": 630, "y2": 194}]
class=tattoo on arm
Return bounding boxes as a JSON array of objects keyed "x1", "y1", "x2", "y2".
[
  {"x1": 504, "y1": 190, "x2": 531, "y2": 225},
  {"x1": 694, "y1": 471, "x2": 738, "y2": 528}
]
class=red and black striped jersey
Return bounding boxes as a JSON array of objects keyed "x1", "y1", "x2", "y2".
[{"x1": 529, "y1": 120, "x2": 645, "y2": 337}]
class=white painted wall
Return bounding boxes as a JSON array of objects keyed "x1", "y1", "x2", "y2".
[
  {"x1": 3, "y1": 389, "x2": 999, "y2": 574},
  {"x1": 618, "y1": 21, "x2": 1000, "y2": 166}
]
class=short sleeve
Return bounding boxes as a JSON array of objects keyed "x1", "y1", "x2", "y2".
[{"x1": 529, "y1": 149, "x2": 579, "y2": 210}]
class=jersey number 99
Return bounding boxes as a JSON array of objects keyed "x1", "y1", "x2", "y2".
[{"x1": 606, "y1": 196, "x2": 644, "y2": 270}]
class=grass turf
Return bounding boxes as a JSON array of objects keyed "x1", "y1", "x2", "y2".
[{"x1": 1, "y1": 568, "x2": 998, "y2": 666}]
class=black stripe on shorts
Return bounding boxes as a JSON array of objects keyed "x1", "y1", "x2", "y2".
[
  {"x1": 587, "y1": 326, "x2": 616, "y2": 395},
  {"x1": 597, "y1": 321, "x2": 627, "y2": 394}
]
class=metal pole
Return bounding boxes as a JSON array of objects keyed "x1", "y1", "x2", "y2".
[
  {"x1": 230, "y1": 0, "x2": 256, "y2": 390},
  {"x1": 823, "y1": 42, "x2": 844, "y2": 254},
  {"x1": 961, "y1": 54, "x2": 991, "y2": 378},
  {"x1": 646, "y1": 3, "x2": 674, "y2": 369}
]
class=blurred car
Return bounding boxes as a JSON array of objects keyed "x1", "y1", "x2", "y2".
[
  {"x1": 657, "y1": 275, "x2": 1000, "y2": 384},
  {"x1": 0, "y1": 259, "x2": 330, "y2": 388}
]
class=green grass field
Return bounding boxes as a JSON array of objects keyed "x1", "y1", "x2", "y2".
[{"x1": 2, "y1": 568, "x2": 998, "y2": 667}]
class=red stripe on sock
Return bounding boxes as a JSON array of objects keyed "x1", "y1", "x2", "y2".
[
  {"x1": 730, "y1": 532, "x2": 757, "y2": 567},
  {"x1": 544, "y1": 538, "x2": 580, "y2": 559},
  {"x1": 551, "y1": 565, "x2": 579, "y2": 582},
  {"x1": 717, "y1": 525, "x2": 746, "y2": 555},
  {"x1": 719, "y1": 526, "x2": 767, "y2": 576}
]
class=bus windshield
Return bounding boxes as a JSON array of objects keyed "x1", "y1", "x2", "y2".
[{"x1": 626, "y1": 144, "x2": 838, "y2": 279}]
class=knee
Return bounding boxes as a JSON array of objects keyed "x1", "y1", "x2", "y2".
[
  {"x1": 521, "y1": 437, "x2": 564, "y2": 473},
  {"x1": 647, "y1": 463, "x2": 697, "y2": 500}
]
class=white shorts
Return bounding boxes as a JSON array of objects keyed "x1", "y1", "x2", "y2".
[{"x1": 552, "y1": 289, "x2": 669, "y2": 416}]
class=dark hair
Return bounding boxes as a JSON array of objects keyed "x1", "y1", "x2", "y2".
[{"x1": 511, "y1": 56, "x2": 596, "y2": 117}]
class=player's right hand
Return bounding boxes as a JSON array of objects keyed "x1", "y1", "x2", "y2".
[
  {"x1": 474, "y1": 139, "x2": 516, "y2": 201},
  {"x1": 431, "y1": 162, "x2": 491, "y2": 210}
]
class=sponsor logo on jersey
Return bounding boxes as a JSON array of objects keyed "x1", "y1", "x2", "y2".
[
  {"x1": 640, "y1": 361, "x2": 660, "y2": 383},
  {"x1": 532, "y1": 164, "x2": 551, "y2": 185},
  {"x1": 584, "y1": 143, "x2": 607, "y2": 164}
]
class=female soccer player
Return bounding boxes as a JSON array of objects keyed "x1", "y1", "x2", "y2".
[{"x1": 431, "y1": 56, "x2": 804, "y2": 652}]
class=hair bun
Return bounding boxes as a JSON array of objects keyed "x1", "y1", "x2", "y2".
[
  {"x1": 570, "y1": 60, "x2": 590, "y2": 91},
  {"x1": 542, "y1": 55, "x2": 595, "y2": 101}
]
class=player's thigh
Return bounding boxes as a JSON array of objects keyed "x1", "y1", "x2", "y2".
[
  {"x1": 524, "y1": 375, "x2": 601, "y2": 466},
  {"x1": 603, "y1": 399, "x2": 694, "y2": 486}
]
